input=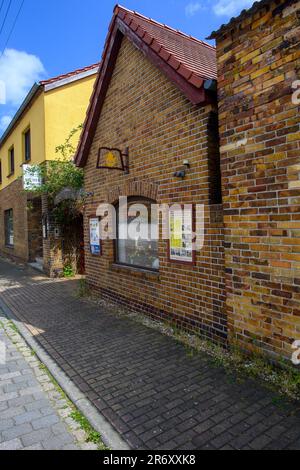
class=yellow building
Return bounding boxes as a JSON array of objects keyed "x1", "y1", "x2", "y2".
[{"x1": 0, "y1": 63, "x2": 98, "y2": 270}]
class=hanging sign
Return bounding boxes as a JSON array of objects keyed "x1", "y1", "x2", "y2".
[
  {"x1": 23, "y1": 165, "x2": 42, "y2": 191},
  {"x1": 96, "y1": 147, "x2": 129, "y2": 173},
  {"x1": 169, "y1": 207, "x2": 194, "y2": 263},
  {"x1": 89, "y1": 217, "x2": 101, "y2": 255}
]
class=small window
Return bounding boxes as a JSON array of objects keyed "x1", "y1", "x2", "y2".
[
  {"x1": 8, "y1": 147, "x2": 14, "y2": 175},
  {"x1": 24, "y1": 129, "x2": 31, "y2": 162},
  {"x1": 4, "y1": 209, "x2": 14, "y2": 247},
  {"x1": 115, "y1": 197, "x2": 159, "y2": 271}
]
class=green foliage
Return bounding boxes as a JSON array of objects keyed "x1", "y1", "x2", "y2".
[
  {"x1": 24, "y1": 125, "x2": 85, "y2": 227},
  {"x1": 63, "y1": 264, "x2": 75, "y2": 278},
  {"x1": 25, "y1": 124, "x2": 84, "y2": 201},
  {"x1": 70, "y1": 410, "x2": 110, "y2": 450}
]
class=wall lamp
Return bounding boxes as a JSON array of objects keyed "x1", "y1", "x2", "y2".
[{"x1": 174, "y1": 160, "x2": 190, "y2": 180}]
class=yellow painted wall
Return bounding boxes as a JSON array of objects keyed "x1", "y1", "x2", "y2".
[
  {"x1": 0, "y1": 92, "x2": 45, "y2": 190},
  {"x1": 44, "y1": 74, "x2": 96, "y2": 161},
  {"x1": 0, "y1": 72, "x2": 97, "y2": 191}
]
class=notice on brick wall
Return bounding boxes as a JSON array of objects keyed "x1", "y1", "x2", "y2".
[
  {"x1": 169, "y1": 207, "x2": 194, "y2": 263},
  {"x1": 89, "y1": 217, "x2": 101, "y2": 255}
]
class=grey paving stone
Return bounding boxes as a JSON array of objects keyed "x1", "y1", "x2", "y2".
[
  {"x1": 51, "y1": 422, "x2": 69, "y2": 435},
  {"x1": 31, "y1": 414, "x2": 60, "y2": 430},
  {"x1": 24, "y1": 398, "x2": 50, "y2": 412},
  {"x1": 20, "y1": 386, "x2": 42, "y2": 396},
  {"x1": 0, "y1": 391, "x2": 18, "y2": 403},
  {"x1": 1, "y1": 423, "x2": 33, "y2": 442},
  {"x1": 14, "y1": 410, "x2": 42, "y2": 426},
  {"x1": 23, "y1": 443, "x2": 43, "y2": 450},
  {"x1": 0, "y1": 438, "x2": 23, "y2": 450},
  {"x1": 21, "y1": 428, "x2": 55, "y2": 447},
  {"x1": 41, "y1": 433, "x2": 75, "y2": 450}
]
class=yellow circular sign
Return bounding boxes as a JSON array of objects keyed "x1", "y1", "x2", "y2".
[{"x1": 106, "y1": 151, "x2": 117, "y2": 168}]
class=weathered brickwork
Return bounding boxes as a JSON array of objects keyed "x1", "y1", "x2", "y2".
[
  {"x1": 27, "y1": 196, "x2": 43, "y2": 262},
  {"x1": 84, "y1": 38, "x2": 226, "y2": 343},
  {"x1": 0, "y1": 179, "x2": 29, "y2": 261},
  {"x1": 0, "y1": 180, "x2": 44, "y2": 263},
  {"x1": 213, "y1": 0, "x2": 300, "y2": 358}
]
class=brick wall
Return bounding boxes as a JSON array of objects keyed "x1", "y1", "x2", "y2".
[
  {"x1": 27, "y1": 196, "x2": 43, "y2": 262},
  {"x1": 0, "y1": 179, "x2": 29, "y2": 261},
  {"x1": 84, "y1": 37, "x2": 226, "y2": 343},
  {"x1": 42, "y1": 196, "x2": 64, "y2": 277},
  {"x1": 214, "y1": 0, "x2": 300, "y2": 358}
]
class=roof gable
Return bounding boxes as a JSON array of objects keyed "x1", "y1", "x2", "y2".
[
  {"x1": 0, "y1": 63, "x2": 99, "y2": 146},
  {"x1": 75, "y1": 5, "x2": 217, "y2": 167}
]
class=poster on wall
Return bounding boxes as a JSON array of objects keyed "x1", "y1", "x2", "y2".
[
  {"x1": 23, "y1": 165, "x2": 42, "y2": 191},
  {"x1": 89, "y1": 218, "x2": 101, "y2": 255},
  {"x1": 169, "y1": 207, "x2": 194, "y2": 263}
]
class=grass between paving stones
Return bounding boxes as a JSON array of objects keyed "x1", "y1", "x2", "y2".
[
  {"x1": 38, "y1": 364, "x2": 110, "y2": 450},
  {"x1": 80, "y1": 288, "x2": 300, "y2": 403}
]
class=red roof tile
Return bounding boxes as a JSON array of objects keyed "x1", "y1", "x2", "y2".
[
  {"x1": 40, "y1": 62, "x2": 100, "y2": 86},
  {"x1": 75, "y1": 5, "x2": 217, "y2": 167},
  {"x1": 115, "y1": 6, "x2": 217, "y2": 84}
]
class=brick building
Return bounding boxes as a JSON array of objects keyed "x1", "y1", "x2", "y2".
[
  {"x1": 75, "y1": 6, "x2": 227, "y2": 344},
  {"x1": 0, "y1": 64, "x2": 98, "y2": 275},
  {"x1": 75, "y1": 1, "x2": 300, "y2": 360},
  {"x1": 209, "y1": 0, "x2": 300, "y2": 358}
]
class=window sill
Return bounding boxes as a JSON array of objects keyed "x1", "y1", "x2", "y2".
[
  {"x1": 110, "y1": 263, "x2": 160, "y2": 280},
  {"x1": 5, "y1": 245, "x2": 14, "y2": 249},
  {"x1": 7, "y1": 173, "x2": 15, "y2": 179}
]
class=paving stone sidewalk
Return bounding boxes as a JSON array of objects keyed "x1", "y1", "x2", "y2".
[
  {"x1": 1, "y1": 257, "x2": 300, "y2": 450},
  {"x1": 0, "y1": 318, "x2": 98, "y2": 450}
]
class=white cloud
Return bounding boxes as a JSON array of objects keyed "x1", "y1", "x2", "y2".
[
  {"x1": 213, "y1": 0, "x2": 254, "y2": 17},
  {"x1": 0, "y1": 115, "x2": 12, "y2": 131},
  {"x1": 0, "y1": 48, "x2": 45, "y2": 108},
  {"x1": 185, "y1": 2, "x2": 204, "y2": 17}
]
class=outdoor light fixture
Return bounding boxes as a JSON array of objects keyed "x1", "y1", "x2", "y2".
[
  {"x1": 174, "y1": 160, "x2": 191, "y2": 180},
  {"x1": 174, "y1": 170, "x2": 186, "y2": 179}
]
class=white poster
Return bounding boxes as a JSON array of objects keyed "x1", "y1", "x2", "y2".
[
  {"x1": 23, "y1": 165, "x2": 42, "y2": 191},
  {"x1": 90, "y1": 218, "x2": 101, "y2": 255},
  {"x1": 169, "y1": 208, "x2": 193, "y2": 263}
]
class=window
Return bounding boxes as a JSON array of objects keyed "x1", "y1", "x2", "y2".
[
  {"x1": 116, "y1": 197, "x2": 159, "y2": 271},
  {"x1": 24, "y1": 129, "x2": 31, "y2": 162},
  {"x1": 8, "y1": 147, "x2": 14, "y2": 175},
  {"x1": 4, "y1": 209, "x2": 14, "y2": 247},
  {"x1": 0, "y1": 160, "x2": 2, "y2": 184}
]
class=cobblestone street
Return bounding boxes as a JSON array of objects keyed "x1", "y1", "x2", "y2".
[
  {"x1": 1, "y1": 257, "x2": 300, "y2": 450},
  {"x1": 0, "y1": 315, "x2": 100, "y2": 450},
  {"x1": 0, "y1": 323, "x2": 80, "y2": 450}
]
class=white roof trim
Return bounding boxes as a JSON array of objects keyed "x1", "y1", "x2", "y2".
[{"x1": 44, "y1": 67, "x2": 99, "y2": 92}]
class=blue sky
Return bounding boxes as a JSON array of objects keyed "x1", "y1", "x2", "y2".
[{"x1": 0, "y1": 0, "x2": 255, "y2": 133}]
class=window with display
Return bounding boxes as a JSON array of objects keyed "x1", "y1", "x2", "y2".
[{"x1": 115, "y1": 197, "x2": 159, "y2": 271}]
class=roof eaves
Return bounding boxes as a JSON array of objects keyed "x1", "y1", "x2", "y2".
[
  {"x1": 0, "y1": 83, "x2": 42, "y2": 146},
  {"x1": 43, "y1": 66, "x2": 99, "y2": 92}
]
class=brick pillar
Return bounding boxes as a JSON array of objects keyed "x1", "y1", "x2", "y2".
[
  {"x1": 41, "y1": 195, "x2": 64, "y2": 277},
  {"x1": 27, "y1": 196, "x2": 43, "y2": 262}
]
